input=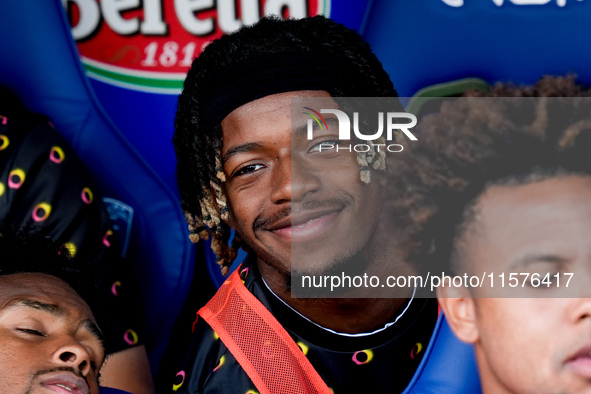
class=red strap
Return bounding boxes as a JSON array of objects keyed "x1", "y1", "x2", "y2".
[{"x1": 198, "y1": 268, "x2": 333, "y2": 394}]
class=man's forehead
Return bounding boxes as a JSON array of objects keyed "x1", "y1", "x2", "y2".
[
  {"x1": 222, "y1": 91, "x2": 334, "y2": 123},
  {"x1": 461, "y1": 176, "x2": 591, "y2": 265},
  {"x1": 220, "y1": 91, "x2": 340, "y2": 146},
  {"x1": 0, "y1": 272, "x2": 67, "y2": 294},
  {"x1": 0, "y1": 273, "x2": 91, "y2": 317}
]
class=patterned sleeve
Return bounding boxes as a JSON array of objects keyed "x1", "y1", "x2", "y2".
[{"x1": 0, "y1": 107, "x2": 142, "y2": 355}]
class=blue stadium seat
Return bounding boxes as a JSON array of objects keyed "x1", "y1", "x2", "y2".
[
  {"x1": 404, "y1": 315, "x2": 480, "y2": 393},
  {"x1": 1, "y1": 2, "x2": 489, "y2": 392},
  {"x1": 362, "y1": 0, "x2": 591, "y2": 97},
  {"x1": 0, "y1": 0, "x2": 195, "y2": 374}
]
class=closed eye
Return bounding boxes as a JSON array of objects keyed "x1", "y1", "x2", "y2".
[{"x1": 17, "y1": 328, "x2": 45, "y2": 337}]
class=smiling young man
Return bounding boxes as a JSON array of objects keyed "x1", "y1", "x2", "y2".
[
  {"x1": 171, "y1": 16, "x2": 442, "y2": 394},
  {"x1": 394, "y1": 76, "x2": 591, "y2": 393},
  {"x1": 0, "y1": 227, "x2": 108, "y2": 394}
]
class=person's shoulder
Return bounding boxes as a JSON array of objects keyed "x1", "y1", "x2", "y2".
[
  {"x1": 183, "y1": 318, "x2": 257, "y2": 393},
  {"x1": 171, "y1": 316, "x2": 229, "y2": 393}
]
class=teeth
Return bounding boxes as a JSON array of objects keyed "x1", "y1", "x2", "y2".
[
  {"x1": 56, "y1": 384, "x2": 73, "y2": 392},
  {"x1": 293, "y1": 216, "x2": 323, "y2": 228}
]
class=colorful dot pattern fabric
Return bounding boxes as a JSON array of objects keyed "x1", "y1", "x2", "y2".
[
  {"x1": 170, "y1": 256, "x2": 438, "y2": 393},
  {"x1": 0, "y1": 103, "x2": 142, "y2": 355}
]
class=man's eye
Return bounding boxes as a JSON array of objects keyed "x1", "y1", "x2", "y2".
[
  {"x1": 308, "y1": 140, "x2": 341, "y2": 153},
  {"x1": 17, "y1": 328, "x2": 45, "y2": 337},
  {"x1": 234, "y1": 164, "x2": 264, "y2": 176}
]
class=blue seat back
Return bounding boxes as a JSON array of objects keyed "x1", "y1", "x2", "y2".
[
  {"x1": 404, "y1": 315, "x2": 481, "y2": 393},
  {"x1": 362, "y1": 0, "x2": 591, "y2": 97},
  {"x1": 0, "y1": 0, "x2": 195, "y2": 373}
]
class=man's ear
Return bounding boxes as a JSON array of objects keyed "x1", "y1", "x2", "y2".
[{"x1": 437, "y1": 286, "x2": 479, "y2": 344}]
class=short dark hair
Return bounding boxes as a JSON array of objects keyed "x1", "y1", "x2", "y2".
[
  {"x1": 174, "y1": 16, "x2": 397, "y2": 273},
  {"x1": 0, "y1": 224, "x2": 108, "y2": 333},
  {"x1": 390, "y1": 75, "x2": 591, "y2": 275}
]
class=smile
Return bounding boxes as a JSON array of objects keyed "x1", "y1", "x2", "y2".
[{"x1": 267, "y1": 208, "x2": 342, "y2": 241}]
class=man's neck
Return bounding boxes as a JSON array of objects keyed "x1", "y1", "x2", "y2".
[{"x1": 257, "y1": 258, "x2": 416, "y2": 335}]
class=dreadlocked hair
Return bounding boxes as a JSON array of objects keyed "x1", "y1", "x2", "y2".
[
  {"x1": 388, "y1": 75, "x2": 591, "y2": 275},
  {"x1": 174, "y1": 16, "x2": 398, "y2": 274}
]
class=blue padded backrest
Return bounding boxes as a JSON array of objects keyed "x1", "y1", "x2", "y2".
[
  {"x1": 100, "y1": 388, "x2": 133, "y2": 394},
  {"x1": 404, "y1": 315, "x2": 481, "y2": 393},
  {"x1": 362, "y1": 0, "x2": 591, "y2": 97},
  {"x1": 0, "y1": 0, "x2": 195, "y2": 373}
]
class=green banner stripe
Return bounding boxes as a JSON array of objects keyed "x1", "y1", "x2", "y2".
[
  {"x1": 406, "y1": 78, "x2": 491, "y2": 115},
  {"x1": 82, "y1": 62, "x2": 184, "y2": 89}
]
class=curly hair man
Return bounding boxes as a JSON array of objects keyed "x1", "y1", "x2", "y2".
[
  {"x1": 169, "y1": 16, "x2": 470, "y2": 394},
  {"x1": 394, "y1": 75, "x2": 591, "y2": 394}
]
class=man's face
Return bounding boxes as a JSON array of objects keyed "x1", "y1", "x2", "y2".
[
  {"x1": 441, "y1": 175, "x2": 591, "y2": 394},
  {"x1": 220, "y1": 91, "x2": 382, "y2": 279},
  {"x1": 0, "y1": 273, "x2": 105, "y2": 394}
]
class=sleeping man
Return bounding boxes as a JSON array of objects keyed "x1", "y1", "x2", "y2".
[{"x1": 0, "y1": 227, "x2": 120, "y2": 394}]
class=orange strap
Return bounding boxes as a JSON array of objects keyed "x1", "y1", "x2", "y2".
[{"x1": 198, "y1": 268, "x2": 333, "y2": 394}]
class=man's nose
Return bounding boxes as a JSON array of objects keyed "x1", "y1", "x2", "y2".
[
  {"x1": 571, "y1": 296, "x2": 591, "y2": 322},
  {"x1": 52, "y1": 338, "x2": 93, "y2": 377},
  {"x1": 270, "y1": 154, "x2": 321, "y2": 204}
]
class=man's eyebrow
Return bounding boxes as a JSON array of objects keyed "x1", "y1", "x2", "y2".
[
  {"x1": 511, "y1": 254, "x2": 567, "y2": 270},
  {"x1": 82, "y1": 318, "x2": 106, "y2": 351},
  {"x1": 294, "y1": 117, "x2": 339, "y2": 136},
  {"x1": 222, "y1": 142, "x2": 264, "y2": 163},
  {"x1": 3, "y1": 298, "x2": 64, "y2": 316}
]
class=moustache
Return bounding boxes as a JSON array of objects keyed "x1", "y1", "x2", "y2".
[
  {"x1": 253, "y1": 196, "x2": 352, "y2": 231},
  {"x1": 32, "y1": 366, "x2": 84, "y2": 380}
]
